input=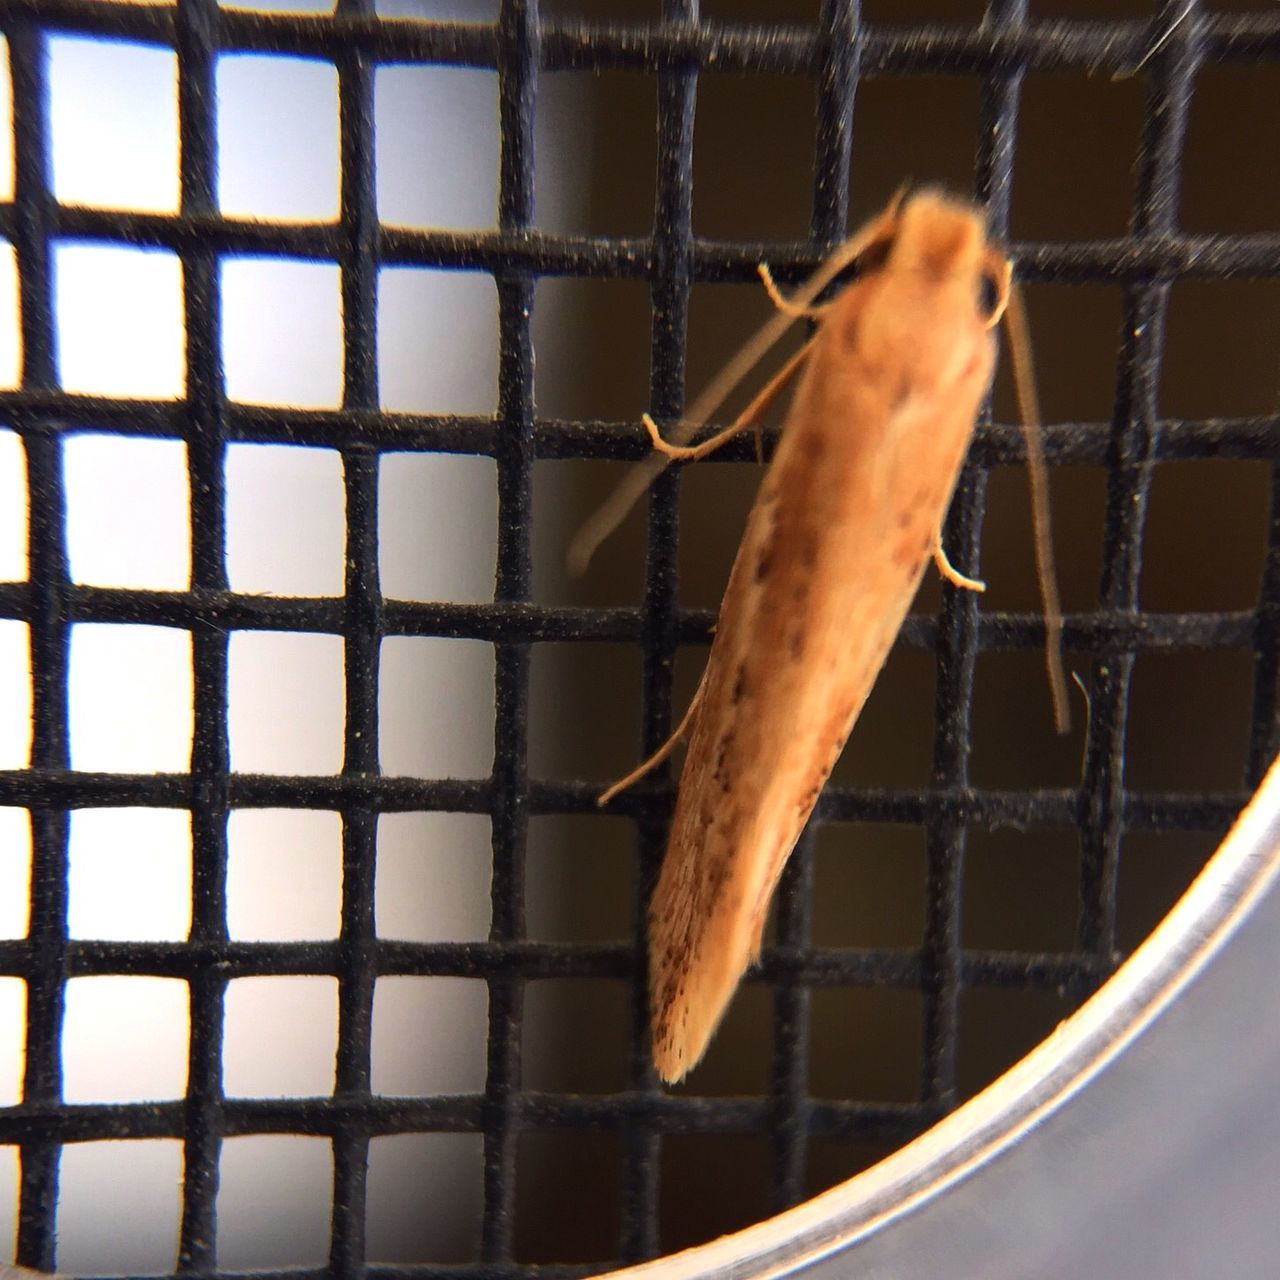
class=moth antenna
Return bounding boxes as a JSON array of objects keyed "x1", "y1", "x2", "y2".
[
  {"x1": 1004, "y1": 280, "x2": 1072, "y2": 735},
  {"x1": 566, "y1": 204, "x2": 904, "y2": 574}
]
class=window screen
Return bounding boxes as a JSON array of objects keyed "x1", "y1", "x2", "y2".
[{"x1": 0, "y1": 0, "x2": 1278, "y2": 1274}]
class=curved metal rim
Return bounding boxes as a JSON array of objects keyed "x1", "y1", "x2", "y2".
[{"x1": 606, "y1": 756, "x2": 1280, "y2": 1280}]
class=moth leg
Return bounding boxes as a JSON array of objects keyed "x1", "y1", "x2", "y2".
[
  {"x1": 597, "y1": 676, "x2": 707, "y2": 808},
  {"x1": 933, "y1": 538, "x2": 987, "y2": 593},
  {"x1": 642, "y1": 338, "x2": 816, "y2": 464},
  {"x1": 758, "y1": 263, "x2": 833, "y2": 320}
]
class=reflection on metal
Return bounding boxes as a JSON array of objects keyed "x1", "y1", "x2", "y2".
[{"x1": 610, "y1": 754, "x2": 1280, "y2": 1280}]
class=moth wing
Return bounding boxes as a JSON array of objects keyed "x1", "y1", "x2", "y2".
[{"x1": 648, "y1": 239, "x2": 996, "y2": 1082}]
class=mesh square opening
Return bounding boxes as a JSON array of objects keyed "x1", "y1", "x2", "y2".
[
  {"x1": 660, "y1": 1134, "x2": 771, "y2": 1256},
  {"x1": 226, "y1": 443, "x2": 345, "y2": 597},
  {"x1": 1161, "y1": 279, "x2": 1280, "y2": 419},
  {"x1": 56, "y1": 1140, "x2": 183, "y2": 1275},
  {"x1": 667, "y1": 981, "x2": 773, "y2": 1099},
  {"x1": 971, "y1": 648, "x2": 1086, "y2": 790},
  {"x1": 1141, "y1": 458, "x2": 1269, "y2": 613},
  {"x1": 1181, "y1": 61, "x2": 1280, "y2": 234},
  {"x1": 0, "y1": 807, "x2": 29, "y2": 939},
  {"x1": 224, "y1": 976, "x2": 339, "y2": 1098},
  {"x1": 68, "y1": 807, "x2": 192, "y2": 942},
  {"x1": 691, "y1": 73, "x2": 815, "y2": 240},
  {"x1": 1009, "y1": 70, "x2": 1141, "y2": 239},
  {"x1": 531, "y1": 458, "x2": 649, "y2": 607},
  {"x1": 805, "y1": 1135, "x2": 903, "y2": 1202},
  {"x1": 0, "y1": 1146, "x2": 15, "y2": 1252},
  {"x1": 377, "y1": 267, "x2": 499, "y2": 415},
  {"x1": 847, "y1": 76, "x2": 981, "y2": 218},
  {"x1": 375, "y1": 811, "x2": 493, "y2": 942},
  {"x1": 533, "y1": 276, "x2": 651, "y2": 422},
  {"x1": 521, "y1": 978, "x2": 630, "y2": 1093},
  {"x1": 961, "y1": 827, "x2": 1081, "y2": 953},
  {"x1": 0, "y1": 978, "x2": 23, "y2": 1105},
  {"x1": 528, "y1": 642, "x2": 642, "y2": 784},
  {"x1": 1117, "y1": 827, "x2": 1223, "y2": 952},
  {"x1": 1126, "y1": 648, "x2": 1254, "y2": 792},
  {"x1": 525, "y1": 814, "x2": 636, "y2": 945},
  {"x1": 54, "y1": 244, "x2": 185, "y2": 400},
  {"x1": 221, "y1": 258, "x2": 343, "y2": 409},
  {"x1": 62, "y1": 976, "x2": 189, "y2": 1104},
  {"x1": 64, "y1": 434, "x2": 190, "y2": 590},
  {"x1": 536, "y1": 71, "x2": 655, "y2": 237},
  {"x1": 216, "y1": 53, "x2": 339, "y2": 223},
  {"x1": 69, "y1": 623, "x2": 193, "y2": 773},
  {"x1": 379, "y1": 636, "x2": 496, "y2": 779},
  {"x1": 516, "y1": 1131, "x2": 623, "y2": 1265},
  {"x1": 217, "y1": 1135, "x2": 334, "y2": 1269},
  {"x1": 811, "y1": 823, "x2": 927, "y2": 950},
  {"x1": 0, "y1": 38, "x2": 12, "y2": 203},
  {"x1": 0, "y1": 620, "x2": 30, "y2": 769},
  {"x1": 228, "y1": 630, "x2": 345, "y2": 775},
  {"x1": 0, "y1": 430, "x2": 23, "y2": 585},
  {"x1": 809, "y1": 986, "x2": 925, "y2": 1103},
  {"x1": 379, "y1": 452, "x2": 498, "y2": 605},
  {"x1": 0, "y1": 254, "x2": 17, "y2": 390},
  {"x1": 228, "y1": 808, "x2": 343, "y2": 941},
  {"x1": 376, "y1": 65, "x2": 498, "y2": 231},
  {"x1": 49, "y1": 36, "x2": 179, "y2": 214},
  {"x1": 827, "y1": 645, "x2": 937, "y2": 790},
  {"x1": 367, "y1": 1132, "x2": 485, "y2": 1264},
  {"x1": 371, "y1": 976, "x2": 489, "y2": 1096}
]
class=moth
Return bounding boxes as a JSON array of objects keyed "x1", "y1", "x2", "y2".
[{"x1": 571, "y1": 189, "x2": 1068, "y2": 1083}]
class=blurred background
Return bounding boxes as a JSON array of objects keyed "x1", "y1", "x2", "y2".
[{"x1": 0, "y1": 0, "x2": 1278, "y2": 1271}]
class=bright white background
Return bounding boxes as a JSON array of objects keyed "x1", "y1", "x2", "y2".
[{"x1": 0, "y1": 2, "x2": 589, "y2": 1269}]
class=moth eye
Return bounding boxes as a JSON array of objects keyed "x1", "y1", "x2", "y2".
[
  {"x1": 978, "y1": 271, "x2": 1002, "y2": 321},
  {"x1": 825, "y1": 235, "x2": 895, "y2": 300},
  {"x1": 849, "y1": 236, "x2": 893, "y2": 279}
]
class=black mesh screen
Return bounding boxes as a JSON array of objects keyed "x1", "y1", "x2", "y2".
[{"x1": 1, "y1": 0, "x2": 1279, "y2": 1275}]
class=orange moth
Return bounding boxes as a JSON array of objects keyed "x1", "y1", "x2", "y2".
[{"x1": 569, "y1": 189, "x2": 1069, "y2": 1084}]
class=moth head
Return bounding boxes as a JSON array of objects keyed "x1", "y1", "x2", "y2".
[
  {"x1": 826, "y1": 190, "x2": 1004, "y2": 323},
  {"x1": 873, "y1": 190, "x2": 1012, "y2": 325},
  {"x1": 888, "y1": 190, "x2": 989, "y2": 282}
]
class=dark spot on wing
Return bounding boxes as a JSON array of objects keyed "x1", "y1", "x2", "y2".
[
  {"x1": 754, "y1": 525, "x2": 778, "y2": 582},
  {"x1": 798, "y1": 530, "x2": 819, "y2": 570},
  {"x1": 713, "y1": 730, "x2": 735, "y2": 783}
]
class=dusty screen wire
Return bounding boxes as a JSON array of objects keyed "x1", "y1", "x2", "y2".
[{"x1": 1, "y1": 0, "x2": 1279, "y2": 1275}]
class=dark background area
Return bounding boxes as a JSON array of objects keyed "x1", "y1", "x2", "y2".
[{"x1": 521, "y1": 0, "x2": 1279, "y2": 1263}]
